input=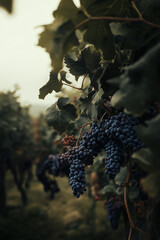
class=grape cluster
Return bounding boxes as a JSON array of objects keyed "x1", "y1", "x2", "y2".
[
  {"x1": 36, "y1": 158, "x2": 60, "y2": 199},
  {"x1": 79, "y1": 121, "x2": 107, "y2": 164},
  {"x1": 37, "y1": 108, "x2": 156, "y2": 198},
  {"x1": 49, "y1": 154, "x2": 60, "y2": 176},
  {"x1": 69, "y1": 157, "x2": 86, "y2": 198},
  {"x1": 104, "y1": 112, "x2": 144, "y2": 152},
  {"x1": 106, "y1": 196, "x2": 123, "y2": 230},
  {"x1": 130, "y1": 163, "x2": 148, "y2": 200},
  {"x1": 61, "y1": 134, "x2": 75, "y2": 146},
  {"x1": 104, "y1": 140, "x2": 124, "y2": 179},
  {"x1": 49, "y1": 154, "x2": 70, "y2": 177}
]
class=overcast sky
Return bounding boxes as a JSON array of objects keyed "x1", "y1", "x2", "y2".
[{"x1": 0, "y1": 0, "x2": 63, "y2": 106}]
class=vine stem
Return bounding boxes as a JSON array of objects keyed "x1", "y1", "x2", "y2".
[
  {"x1": 100, "y1": 111, "x2": 108, "y2": 122},
  {"x1": 76, "y1": 1, "x2": 160, "y2": 29},
  {"x1": 76, "y1": 122, "x2": 92, "y2": 146},
  {"x1": 124, "y1": 161, "x2": 151, "y2": 239},
  {"x1": 124, "y1": 163, "x2": 135, "y2": 229},
  {"x1": 62, "y1": 75, "x2": 88, "y2": 97},
  {"x1": 128, "y1": 226, "x2": 133, "y2": 240}
]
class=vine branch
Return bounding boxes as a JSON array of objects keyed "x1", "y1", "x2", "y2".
[
  {"x1": 124, "y1": 160, "x2": 151, "y2": 239},
  {"x1": 76, "y1": 1, "x2": 160, "y2": 29},
  {"x1": 62, "y1": 75, "x2": 88, "y2": 97},
  {"x1": 76, "y1": 122, "x2": 92, "y2": 146},
  {"x1": 124, "y1": 162, "x2": 135, "y2": 229}
]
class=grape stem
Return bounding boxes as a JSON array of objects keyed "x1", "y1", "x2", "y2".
[
  {"x1": 124, "y1": 160, "x2": 151, "y2": 239},
  {"x1": 128, "y1": 227, "x2": 133, "y2": 240},
  {"x1": 100, "y1": 111, "x2": 108, "y2": 122},
  {"x1": 76, "y1": 1, "x2": 160, "y2": 29},
  {"x1": 62, "y1": 75, "x2": 88, "y2": 97},
  {"x1": 76, "y1": 122, "x2": 92, "y2": 146}
]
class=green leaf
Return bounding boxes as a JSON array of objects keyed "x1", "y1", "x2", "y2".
[
  {"x1": 53, "y1": 0, "x2": 84, "y2": 25},
  {"x1": 142, "y1": 170, "x2": 160, "y2": 198},
  {"x1": 45, "y1": 103, "x2": 70, "y2": 133},
  {"x1": 65, "y1": 45, "x2": 102, "y2": 79},
  {"x1": 39, "y1": 71, "x2": 62, "y2": 99},
  {"x1": 100, "y1": 182, "x2": 116, "y2": 195},
  {"x1": 132, "y1": 148, "x2": 153, "y2": 169},
  {"x1": 45, "y1": 97, "x2": 77, "y2": 133},
  {"x1": 133, "y1": 115, "x2": 160, "y2": 198},
  {"x1": 78, "y1": 92, "x2": 98, "y2": 120},
  {"x1": 81, "y1": 46, "x2": 102, "y2": 73},
  {"x1": 135, "y1": 115, "x2": 160, "y2": 157},
  {"x1": 80, "y1": 0, "x2": 133, "y2": 18},
  {"x1": 128, "y1": 187, "x2": 139, "y2": 200},
  {"x1": 60, "y1": 71, "x2": 72, "y2": 84},
  {"x1": 0, "y1": 0, "x2": 13, "y2": 13},
  {"x1": 116, "y1": 187, "x2": 124, "y2": 196},
  {"x1": 92, "y1": 88, "x2": 104, "y2": 104},
  {"x1": 84, "y1": 22, "x2": 115, "y2": 60},
  {"x1": 115, "y1": 167, "x2": 128, "y2": 186},
  {"x1": 65, "y1": 54, "x2": 89, "y2": 77},
  {"x1": 74, "y1": 114, "x2": 89, "y2": 129},
  {"x1": 110, "y1": 21, "x2": 160, "y2": 52},
  {"x1": 111, "y1": 42, "x2": 160, "y2": 115},
  {"x1": 38, "y1": 0, "x2": 86, "y2": 73},
  {"x1": 134, "y1": 0, "x2": 160, "y2": 23},
  {"x1": 148, "y1": 199, "x2": 160, "y2": 239},
  {"x1": 38, "y1": 19, "x2": 79, "y2": 73},
  {"x1": 57, "y1": 97, "x2": 77, "y2": 120}
]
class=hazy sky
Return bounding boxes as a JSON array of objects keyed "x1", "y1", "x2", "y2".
[{"x1": 0, "y1": 0, "x2": 63, "y2": 106}]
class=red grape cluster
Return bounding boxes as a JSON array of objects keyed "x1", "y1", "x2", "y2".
[{"x1": 61, "y1": 134, "x2": 75, "y2": 146}]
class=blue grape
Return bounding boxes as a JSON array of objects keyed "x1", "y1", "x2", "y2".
[
  {"x1": 104, "y1": 140, "x2": 124, "y2": 179},
  {"x1": 106, "y1": 196, "x2": 123, "y2": 230}
]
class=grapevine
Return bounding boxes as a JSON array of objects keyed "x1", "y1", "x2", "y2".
[{"x1": 1, "y1": 0, "x2": 159, "y2": 239}]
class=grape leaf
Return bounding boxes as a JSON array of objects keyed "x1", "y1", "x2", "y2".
[
  {"x1": 81, "y1": 46, "x2": 102, "y2": 73},
  {"x1": 0, "y1": 0, "x2": 13, "y2": 13},
  {"x1": 100, "y1": 182, "x2": 116, "y2": 195},
  {"x1": 53, "y1": 0, "x2": 84, "y2": 25},
  {"x1": 132, "y1": 148, "x2": 153, "y2": 169},
  {"x1": 133, "y1": 115, "x2": 160, "y2": 198},
  {"x1": 84, "y1": 21, "x2": 115, "y2": 60},
  {"x1": 142, "y1": 170, "x2": 160, "y2": 198},
  {"x1": 38, "y1": 19, "x2": 78, "y2": 73},
  {"x1": 78, "y1": 92, "x2": 97, "y2": 120},
  {"x1": 135, "y1": 115, "x2": 160, "y2": 158},
  {"x1": 80, "y1": 0, "x2": 133, "y2": 18},
  {"x1": 115, "y1": 167, "x2": 127, "y2": 186},
  {"x1": 38, "y1": 0, "x2": 86, "y2": 73},
  {"x1": 65, "y1": 45, "x2": 102, "y2": 78},
  {"x1": 60, "y1": 71, "x2": 72, "y2": 84},
  {"x1": 128, "y1": 187, "x2": 139, "y2": 200},
  {"x1": 45, "y1": 97, "x2": 77, "y2": 133},
  {"x1": 65, "y1": 55, "x2": 89, "y2": 77},
  {"x1": 39, "y1": 71, "x2": 62, "y2": 99},
  {"x1": 57, "y1": 97, "x2": 77, "y2": 120},
  {"x1": 111, "y1": 42, "x2": 160, "y2": 115}
]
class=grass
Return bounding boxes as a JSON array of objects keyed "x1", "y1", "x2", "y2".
[{"x1": 0, "y1": 169, "x2": 125, "y2": 240}]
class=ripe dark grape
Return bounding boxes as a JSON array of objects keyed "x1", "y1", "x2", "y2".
[
  {"x1": 49, "y1": 154, "x2": 70, "y2": 176},
  {"x1": 106, "y1": 196, "x2": 123, "y2": 230},
  {"x1": 37, "y1": 108, "x2": 156, "y2": 197},
  {"x1": 102, "y1": 112, "x2": 145, "y2": 178},
  {"x1": 105, "y1": 140, "x2": 124, "y2": 179},
  {"x1": 69, "y1": 157, "x2": 86, "y2": 198},
  {"x1": 130, "y1": 163, "x2": 148, "y2": 200},
  {"x1": 36, "y1": 158, "x2": 60, "y2": 199},
  {"x1": 104, "y1": 112, "x2": 144, "y2": 153}
]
